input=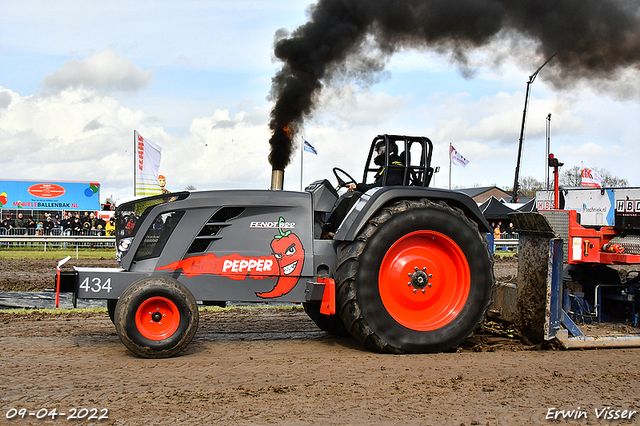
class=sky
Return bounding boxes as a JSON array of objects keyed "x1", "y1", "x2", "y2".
[{"x1": 0, "y1": 0, "x2": 638, "y2": 204}]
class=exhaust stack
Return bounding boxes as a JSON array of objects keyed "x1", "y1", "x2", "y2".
[{"x1": 270, "y1": 169, "x2": 284, "y2": 191}]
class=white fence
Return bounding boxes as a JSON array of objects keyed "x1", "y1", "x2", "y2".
[
  {"x1": 0, "y1": 235, "x2": 115, "y2": 257},
  {"x1": 0, "y1": 227, "x2": 109, "y2": 237},
  {"x1": 493, "y1": 238, "x2": 519, "y2": 251}
]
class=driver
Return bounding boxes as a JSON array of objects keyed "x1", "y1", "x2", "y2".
[{"x1": 348, "y1": 140, "x2": 404, "y2": 192}]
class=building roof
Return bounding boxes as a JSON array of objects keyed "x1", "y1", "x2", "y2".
[
  {"x1": 479, "y1": 196, "x2": 517, "y2": 221},
  {"x1": 457, "y1": 186, "x2": 512, "y2": 204}
]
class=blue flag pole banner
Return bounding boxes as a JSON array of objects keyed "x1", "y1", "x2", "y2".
[
  {"x1": 303, "y1": 140, "x2": 318, "y2": 155},
  {"x1": 0, "y1": 179, "x2": 101, "y2": 211}
]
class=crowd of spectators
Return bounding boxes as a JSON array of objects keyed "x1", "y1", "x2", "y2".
[
  {"x1": 0, "y1": 211, "x2": 116, "y2": 236},
  {"x1": 490, "y1": 221, "x2": 516, "y2": 240}
]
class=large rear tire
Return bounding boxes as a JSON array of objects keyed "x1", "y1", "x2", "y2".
[
  {"x1": 114, "y1": 276, "x2": 199, "y2": 358},
  {"x1": 334, "y1": 199, "x2": 494, "y2": 353}
]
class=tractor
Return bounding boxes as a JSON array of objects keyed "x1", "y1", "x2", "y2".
[{"x1": 57, "y1": 134, "x2": 494, "y2": 358}]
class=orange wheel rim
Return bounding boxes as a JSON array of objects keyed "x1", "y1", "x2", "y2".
[
  {"x1": 135, "y1": 296, "x2": 180, "y2": 340},
  {"x1": 378, "y1": 230, "x2": 470, "y2": 331}
]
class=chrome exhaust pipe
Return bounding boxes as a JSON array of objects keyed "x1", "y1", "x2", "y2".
[{"x1": 270, "y1": 169, "x2": 284, "y2": 191}]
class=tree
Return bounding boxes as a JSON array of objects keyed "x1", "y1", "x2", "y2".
[
  {"x1": 560, "y1": 166, "x2": 582, "y2": 187},
  {"x1": 518, "y1": 176, "x2": 545, "y2": 198},
  {"x1": 594, "y1": 168, "x2": 628, "y2": 187},
  {"x1": 184, "y1": 185, "x2": 197, "y2": 191},
  {"x1": 560, "y1": 166, "x2": 628, "y2": 187}
]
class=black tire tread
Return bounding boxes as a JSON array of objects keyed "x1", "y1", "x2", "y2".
[
  {"x1": 114, "y1": 276, "x2": 199, "y2": 358},
  {"x1": 334, "y1": 198, "x2": 494, "y2": 353}
]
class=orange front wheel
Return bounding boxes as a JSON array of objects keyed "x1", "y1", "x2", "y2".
[
  {"x1": 114, "y1": 276, "x2": 199, "y2": 358},
  {"x1": 135, "y1": 297, "x2": 181, "y2": 341}
]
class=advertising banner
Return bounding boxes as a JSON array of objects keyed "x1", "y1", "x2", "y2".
[
  {"x1": 581, "y1": 168, "x2": 603, "y2": 188},
  {"x1": 134, "y1": 131, "x2": 162, "y2": 196},
  {"x1": 0, "y1": 180, "x2": 100, "y2": 211}
]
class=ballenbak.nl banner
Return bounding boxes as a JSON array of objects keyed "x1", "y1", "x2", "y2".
[{"x1": 0, "y1": 180, "x2": 100, "y2": 211}]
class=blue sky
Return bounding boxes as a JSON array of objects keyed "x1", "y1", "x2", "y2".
[{"x1": 1, "y1": 0, "x2": 638, "y2": 203}]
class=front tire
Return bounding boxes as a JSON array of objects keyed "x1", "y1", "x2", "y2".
[
  {"x1": 335, "y1": 199, "x2": 494, "y2": 353},
  {"x1": 114, "y1": 276, "x2": 199, "y2": 358},
  {"x1": 107, "y1": 299, "x2": 117, "y2": 324}
]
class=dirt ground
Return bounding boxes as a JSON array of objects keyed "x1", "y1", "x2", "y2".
[{"x1": 1, "y1": 257, "x2": 640, "y2": 425}]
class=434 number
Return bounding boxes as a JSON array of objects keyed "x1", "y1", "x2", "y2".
[{"x1": 79, "y1": 277, "x2": 112, "y2": 293}]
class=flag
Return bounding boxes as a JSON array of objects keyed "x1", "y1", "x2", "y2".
[
  {"x1": 449, "y1": 144, "x2": 469, "y2": 168},
  {"x1": 303, "y1": 140, "x2": 318, "y2": 155},
  {"x1": 134, "y1": 131, "x2": 163, "y2": 196},
  {"x1": 581, "y1": 167, "x2": 603, "y2": 188}
]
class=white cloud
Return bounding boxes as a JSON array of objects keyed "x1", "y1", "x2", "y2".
[
  {"x1": 0, "y1": 86, "x2": 276, "y2": 201},
  {"x1": 40, "y1": 51, "x2": 154, "y2": 94},
  {"x1": 0, "y1": 91, "x2": 12, "y2": 111}
]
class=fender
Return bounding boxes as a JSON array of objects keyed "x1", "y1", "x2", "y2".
[{"x1": 333, "y1": 186, "x2": 491, "y2": 241}]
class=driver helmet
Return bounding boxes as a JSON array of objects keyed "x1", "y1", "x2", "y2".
[{"x1": 375, "y1": 140, "x2": 398, "y2": 155}]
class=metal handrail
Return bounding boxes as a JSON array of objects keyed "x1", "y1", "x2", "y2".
[
  {"x1": 0, "y1": 235, "x2": 114, "y2": 243},
  {"x1": 0, "y1": 235, "x2": 115, "y2": 258}
]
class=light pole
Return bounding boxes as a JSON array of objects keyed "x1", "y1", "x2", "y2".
[
  {"x1": 545, "y1": 113, "x2": 551, "y2": 190},
  {"x1": 511, "y1": 51, "x2": 558, "y2": 203}
]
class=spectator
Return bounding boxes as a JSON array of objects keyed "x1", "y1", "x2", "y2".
[
  {"x1": 153, "y1": 217, "x2": 164, "y2": 231},
  {"x1": 87, "y1": 213, "x2": 96, "y2": 229},
  {"x1": 60, "y1": 213, "x2": 72, "y2": 235},
  {"x1": 125, "y1": 216, "x2": 136, "y2": 235},
  {"x1": 2, "y1": 214, "x2": 13, "y2": 233},
  {"x1": 36, "y1": 222, "x2": 44, "y2": 235},
  {"x1": 25, "y1": 216, "x2": 37, "y2": 235},
  {"x1": 43, "y1": 216, "x2": 54, "y2": 235},
  {"x1": 105, "y1": 217, "x2": 116, "y2": 236},
  {"x1": 493, "y1": 223, "x2": 501, "y2": 240},
  {"x1": 71, "y1": 217, "x2": 83, "y2": 235},
  {"x1": 94, "y1": 215, "x2": 106, "y2": 231},
  {"x1": 14, "y1": 213, "x2": 26, "y2": 235},
  {"x1": 81, "y1": 211, "x2": 91, "y2": 226}
]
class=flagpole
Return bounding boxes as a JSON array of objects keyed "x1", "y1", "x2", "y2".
[
  {"x1": 133, "y1": 130, "x2": 137, "y2": 196},
  {"x1": 300, "y1": 137, "x2": 304, "y2": 191},
  {"x1": 448, "y1": 143, "x2": 452, "y2": 190}
]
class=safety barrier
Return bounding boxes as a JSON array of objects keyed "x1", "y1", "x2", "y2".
[
  {"x1": 0, "y1": 235, "x2": 115, "y2": 257},
  {"x1": 0, "y1": 227, "x2": 111, "y2": 237},
  {"x1": 494, "y1": 238, "x2": 519, "y2": 251}
]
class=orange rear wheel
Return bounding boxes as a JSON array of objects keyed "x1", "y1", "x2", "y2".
[
  {"x1": 378, "y1": 230, "x2": 470, "y2": 331},
  {"x1": 334, "y1": 199, "x2": 493, "y2": 353}
]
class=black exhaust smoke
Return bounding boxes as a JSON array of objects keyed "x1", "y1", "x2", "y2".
[{"x1": 267, "y1": 0, "x2": 640, "y2": 170}]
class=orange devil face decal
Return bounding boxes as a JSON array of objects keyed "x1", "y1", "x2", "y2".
[
  {"x1": 257, "y1": 217, "x2": 305, "y2": 298},
  {"x1": 271, "y1": 224, "x2": 305, "y2": 276}
]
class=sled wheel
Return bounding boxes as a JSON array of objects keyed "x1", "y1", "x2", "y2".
[
  {"x1": 334, "y1": 199, "x2": 494, "y2": 353},
  {"x1": 303, "y1": 302, "x2": 350, "y2": 337},
  {"x1": 114, "y1": 276, "x2": 199, "y2": 358},
  {"x1": 107, "y1": 299, "x2": 118, "y2": 324}
]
